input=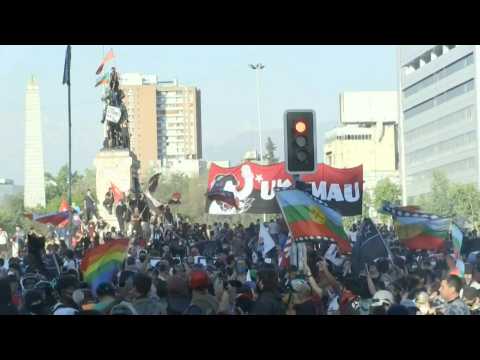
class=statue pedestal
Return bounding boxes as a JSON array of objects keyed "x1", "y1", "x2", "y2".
[{"x1": 94, "y1": 149, "x2": 140, "y2": 231}]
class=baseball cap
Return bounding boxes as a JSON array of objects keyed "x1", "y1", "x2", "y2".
[{"x1": 371, "y1": 290, "x2": 394, "y2": 307}]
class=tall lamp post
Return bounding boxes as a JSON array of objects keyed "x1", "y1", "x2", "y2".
[
  {"x1": 249, "y1": 63, "x2": 265, "y2": 162},
  {"x1": 249, "y1": 63, "x2": 266, "y2": 223}
]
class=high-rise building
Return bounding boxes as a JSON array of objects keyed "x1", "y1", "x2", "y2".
[
  {"x1": 120, "y1": 74, "x2": 202, "y2": 177},
  {"x1": 324, "y1": 91, "x2": 399, "y2": 193},
  {"x1": 24, "y1": 76, "x2": 46, "y2": 209},
  {"x1": 397, "y1": 45, "x2": 477, "y2": 204}
]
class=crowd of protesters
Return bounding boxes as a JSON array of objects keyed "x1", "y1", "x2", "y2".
[{"x1": 1, "y1": 190, "x2": 480, "y2": 315}]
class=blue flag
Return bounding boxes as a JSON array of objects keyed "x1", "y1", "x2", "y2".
[{"x1": 63, "y1": 45, "x2": 71, "y2": 86}]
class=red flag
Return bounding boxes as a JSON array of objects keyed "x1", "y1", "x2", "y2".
[
  {"x1": 59, "y1": 198, "x2": 69, "y2": 212},
  {"x1": 111, "y1": 183, "x2": 124, "y2": 204},
  {"x1": 96, "y1": 49, "x2": 115, "y2": 75}
]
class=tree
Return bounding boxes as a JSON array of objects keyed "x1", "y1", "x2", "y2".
[
  {"x1": 429, "y1": 171, "x2": 453, "y2": 217},
  {"x1": 44, "y1": 165, "x2": 96, "y2": 213},
  {"x1": 373, "y1": 178, "x2": 401, "y2": 210},
  {"x1": 264, "y1": 137, "x2": 279, "y2": 164},
  {"x1": 449, "y1": 183, "x2": 480, "y2": 228}
]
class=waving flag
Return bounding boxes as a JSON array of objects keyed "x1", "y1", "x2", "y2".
[
  {"x1": 351, "y1": 218, "x2": 389, "y2": 276},
  {"x1": 59, "y1": 198, "x2": 69, "y2": 212},
  {"x1": 275, "y1": 188, "x2": 351, "y2": 254},
  {"x1": 95, "y1": 72, "x2": 109, "y2": 87},
  {"x1": 278, "y1": 235, "x2": 292, "y2": 268},
  {"x1": 62, "y1": 45, "x2": 71, "y2": 86},
  {"x1": 207, "y1": 175, "x2": 238, "y2": 209},
  {"x1": 95, "y1": 49, "x2": 115, "y2": 75},
  {"x1": 80, "y1": 238, "x2": 129, "y2": 295},
  {"x1": 451, "y1": 223, "x2": 463, "y2": 258},
  {"x1": 260, "y1": 224, "x2": 275, "y2": 257},
  {"x1": 381, "y1": 202, "x2": 450, "y2": 251},
  {"x1": 110, "y1": 182, "x2": 124, "y2": 204},
  {"x1": 32, "y1": 211, "x2": 70, "y2": 226}
]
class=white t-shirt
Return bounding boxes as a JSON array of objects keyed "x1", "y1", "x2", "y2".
[
  {"x1": 10, "y1": 240, "x2": 18, "y2": 258},
  {"x1": 0, "y1": 231, "x2": 8, "y2": 245}
]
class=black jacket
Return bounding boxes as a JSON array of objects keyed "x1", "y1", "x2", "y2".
[{"x1": 252, "y1": 291, "x2": 286, "y2": 315}]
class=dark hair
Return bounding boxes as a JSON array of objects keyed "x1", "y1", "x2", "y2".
[
  {"x1": 156, "y1": 279, "x2": 168, "y2": 298},
  {"x1": 257, "y1": 265, "x2": 278, "y2": 292},
  {"x1": 134, "y1": 273, "x2": 152, "y2": 297},
  {"x1": 444, "y1": 275, "x2": 463, "y2": 294},
  {"x1": 0, "y1": 258, "x2": 4, "y2": 267},
  {"x1": 56, "y1": 275, "x2": 80, "y2": 294},
  {"x1": 376, "y1": 259, "x2": 389, "y2": 274}
]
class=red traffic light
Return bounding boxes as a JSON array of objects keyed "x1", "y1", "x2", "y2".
[{"x1": 294, "y1": 119, "x2": 307, "y2": 134}]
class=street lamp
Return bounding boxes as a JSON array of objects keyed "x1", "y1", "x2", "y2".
[
  {"x1": 250, "y1": 63, "x2": 267, "y2": 222},
  {"x1": 249, "y1": 63, "x2": 265, "y2": 163}
]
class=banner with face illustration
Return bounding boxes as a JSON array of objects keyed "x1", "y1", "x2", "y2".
[{"x1": 206, "y1": 162, "x2": 363, "y2": 216}]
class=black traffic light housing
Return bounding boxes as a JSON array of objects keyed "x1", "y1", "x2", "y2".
[{"x1": 284, "y1": 110, "x2": 317, "y2": 174}]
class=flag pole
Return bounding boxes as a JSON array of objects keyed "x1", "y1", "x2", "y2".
[{"x1": 63, "y1": 45, "x2": 73, "y2": 249}]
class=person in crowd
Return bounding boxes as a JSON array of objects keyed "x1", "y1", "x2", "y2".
[
  {"x1": 251, "y1": 265, "x2": 285, "y2": 315},
  {"x1": 0, "y1": 227, "x2": 8, "y2": 259},
  {"x1": 184, "y1": 269, "x2": 219, "y2": 315},
  {"x1": 439, "y1": 275, "x2": 470, "y2": 315},
  {"x1": 131, "y1": 273, "x2": 164, "y2": 315},
  {"x1": 52, "y1": 275, "x2": 80, "y2": 315},
  {"x1": 84, "y1": 189, "x2": 98, "y2": 222}
]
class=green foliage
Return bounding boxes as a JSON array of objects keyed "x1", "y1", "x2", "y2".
[
  {"x1": 373, "y1": 178, "x2": 401, "y2": 223},
  {"x1": 0, "y1": 193, "x2": 44, "y2": 235},
  {"x1": 44, "y1": 165, "x2": 96, "y2": 213},
  {"x1": 264, "y1": 137, "x2": 279, "y2": 164},
  {"x1": 412, "y1": 170, "x2": 480, "y2": 229}
]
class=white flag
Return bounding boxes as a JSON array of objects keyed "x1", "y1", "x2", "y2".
[{"x1": 260, "y1": 224, "x2": 275, "y2": 257}]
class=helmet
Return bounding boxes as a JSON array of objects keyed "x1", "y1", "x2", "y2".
[
  {"x1": 188, "y1": 270, "x2": 210, "y2": 290},
  {"x1": 96, "y1": 282, "x2": 116, "y2": 298}
]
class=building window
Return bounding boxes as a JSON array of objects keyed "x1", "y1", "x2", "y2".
[
  {"x1": 403, "y1": 52, "x2": 473, "y2": 98},
  {"x1": 404, "y1": 79, "x2": 475, "y2": 120}
]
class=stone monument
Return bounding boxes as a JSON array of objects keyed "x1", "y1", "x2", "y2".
[{"x1": 94, "y1": 66, "x2": 140, "y2": 230}]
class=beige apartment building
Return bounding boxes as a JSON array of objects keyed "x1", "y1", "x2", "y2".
[
  {"x1": 324, "y1": 91, "x2": 400, "y2": 196},
  {"x1": 120, "y1": 74, "x2": 202, "y2": 178}
]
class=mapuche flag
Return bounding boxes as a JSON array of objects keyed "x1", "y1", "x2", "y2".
[
  {"x1": 381, "y1": 202, "x2": 450, "y2": 251},
  {"x1": 80, "y1": 238, "x2": 129, "y2": 295},
  {"x1": 275, "y1": 188, "x2": 351, "y2": 254},
  {"x1": 95, "y1": 49, "x2": 115, "y2": 75}
]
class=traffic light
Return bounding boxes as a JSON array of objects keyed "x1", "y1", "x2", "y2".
[{"x1": 284, "y1": 110, "x2": 317, "y2": 174}]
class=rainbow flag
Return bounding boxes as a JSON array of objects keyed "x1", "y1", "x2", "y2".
[
  {"x1": 275, "y1": 188, "x2": 351, "y2": 254},
  {"x1": 80, "y1": 239, "x2": 129, "y2": 295},
  {"x1": 381, "y1": 203, "x2": 450, "y2": 251}
]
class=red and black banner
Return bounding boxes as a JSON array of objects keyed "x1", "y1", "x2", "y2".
[{"x1": 206, "y1": 162, "x2": 363, "y2": 216}]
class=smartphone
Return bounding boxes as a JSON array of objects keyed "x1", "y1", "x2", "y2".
[
  {"x1": 195, "y1": 256, "x2": 207, "y2": 267},
  {"x1": 149, "y1": 258, "x2": 161, "y2": 268}
]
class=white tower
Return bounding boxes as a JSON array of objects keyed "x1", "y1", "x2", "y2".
[{"x1": 24, "y1": 75, "x2": 46, "y2": 209}]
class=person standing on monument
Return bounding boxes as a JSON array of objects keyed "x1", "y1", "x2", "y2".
[
  {"x1": 84, "y1": 189, "x2": 98, "y2": 222},
  {"x1": 115, "y1": 199, "x2": 128, "y2": 235},
  {"x1": 103, "y1": 187, "x2": 114, "y2": 215}
]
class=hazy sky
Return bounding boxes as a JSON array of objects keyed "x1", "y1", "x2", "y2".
[{"x1": 0, "y1": 45, "x2": 397, "y2": 185}]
